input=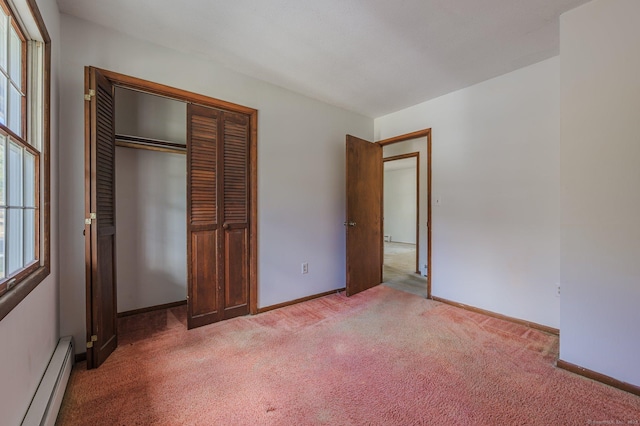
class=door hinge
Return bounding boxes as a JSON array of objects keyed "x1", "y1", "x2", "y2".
[
  {"x1": 86, "y1": 334, "x2": 97, "y2": 348},
  {"x1": 85, "y1": 212, "x2": 97, "y2": 225},
  {"x1": 84, "y1": 89, "x2": 95, "y2": 101}
]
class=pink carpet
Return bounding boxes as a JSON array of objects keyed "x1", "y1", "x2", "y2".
[{"x1": 57, "y1": 286, "x2": 640, "y2": 425}]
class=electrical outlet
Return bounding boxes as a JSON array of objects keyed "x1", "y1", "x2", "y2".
[
  {"x1": 556, "y1": 285, "x2": 561, "y2": 297},
  {"x1": 302, "y1": 262, "x2": 309, "y2": 274}
]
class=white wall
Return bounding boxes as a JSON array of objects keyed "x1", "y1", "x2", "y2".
[
  {"x1": 384, "y1": 165, "x2": 417, "y2": 244},
  {"x1": 115, "y1": 148, "x2": 187, "y2": 312},
  {"x1": 560, "y1": 0, "x2": 640, "y2": 386},
  {"x1": 114, "y1": 89, "x2": 187, "y2": 312},
  {"x1": 0, "y1": 0, "x2": 60, "y2": 424},
  {"x1": 375, "y1": 57, "x2": 561, "y2": 328},
  {"x1": 115, "y1": 87, "x2": 186, "y2": 144},
  {"x1": 384, "y1": 138, "x2": 429, "y2": 273},
  {"x1": 58, "y1": 14, "x2": 373, "y2": 349}
]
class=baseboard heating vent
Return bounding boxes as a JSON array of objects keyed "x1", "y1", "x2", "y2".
[{"x1": 22, "y1": 336, "x2": 74, "y2": 426}]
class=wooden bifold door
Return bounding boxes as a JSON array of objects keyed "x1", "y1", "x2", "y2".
[
  {"x1": 84, "y1": 67, "x2": 118, "y2": 369},
  {"x1": 187, "y1": 104, "x2": 251, "y2": 329}
]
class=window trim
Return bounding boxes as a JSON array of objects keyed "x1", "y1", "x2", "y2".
[{"x1": 0, "y1": 0, "x2": 50, "y2": 322}]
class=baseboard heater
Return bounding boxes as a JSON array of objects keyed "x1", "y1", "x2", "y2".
[{"x1": 22, "y1": 336, "x2": 74, "y2": 426}]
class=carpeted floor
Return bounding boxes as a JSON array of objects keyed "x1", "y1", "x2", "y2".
[{"x1": 57, "y1": 286, "x2": 640, "y2": 425}]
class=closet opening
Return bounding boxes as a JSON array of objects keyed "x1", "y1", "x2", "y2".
[{"x1": 114, "y1": 87, "x2": 188, "y2": 317}]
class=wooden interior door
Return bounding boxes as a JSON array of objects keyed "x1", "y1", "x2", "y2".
[
  {"x1": 84, "y1": 67, "x2": 118, "y2": 369},
  {"x1": 345, "y1": 135, "x2": 383, "y2": 296},
  {"x1": 220, "y1": 111, "x2": 250, "y2": 319},
  {"x1": 187, "y1": 105, "x2": 250, "y2": 329}
]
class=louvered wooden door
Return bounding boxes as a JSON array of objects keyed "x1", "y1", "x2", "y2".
[
  {"x1": 220, "y1": 111, "x2": 250, "y2": 319},
  {"x1": 85, "y1": 67, "x2": 118, "y2": 368},
  {"x1": 187, "y1": 104, "x2": 250, "y2": 329}
]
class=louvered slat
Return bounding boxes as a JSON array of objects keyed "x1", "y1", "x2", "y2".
[
  {"x1": 96, "y1": 84, "x2": 115, "y2": 227},
  {"x1": 223, "y1": 114, "x2": 248, "y2": 223},
  {"x1": 189, "y1": 113, "x2": 217, "y2": 225}
]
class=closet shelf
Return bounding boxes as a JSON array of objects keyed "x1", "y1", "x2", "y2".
[{"x1": 115, "y1": 134, "x2": 186, "y2": 154}]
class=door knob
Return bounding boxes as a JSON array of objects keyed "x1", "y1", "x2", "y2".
[
  {"x1": 343, "y1": 221, "x2": 356, "y2": 227},
  {"x1": 222, "y1": 223, "x2": 230, "y2": 230}
]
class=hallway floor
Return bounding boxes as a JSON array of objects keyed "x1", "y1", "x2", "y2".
[{"x1": 382, "y1": 242, "x2": 427, "y2": 298}]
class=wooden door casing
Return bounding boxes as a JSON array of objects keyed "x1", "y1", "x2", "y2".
[
  {"x1": 345, "y1": 135, "x2": 383, "y2": 296},
  {"x1": 85, "y1": 67, "x2": 118, "y2": 369},
  {"x1": 377, "y1": 129, "x2": 432, "y2": 298}
]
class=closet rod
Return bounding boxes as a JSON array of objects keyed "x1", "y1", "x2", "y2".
[{"x1": 115, "y1": 134, "x2": 186, "y2": 155}]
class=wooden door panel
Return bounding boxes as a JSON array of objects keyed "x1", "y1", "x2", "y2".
[
  {"x1": 223, "y1": 112, "x2": 249, "y2": 224},
  {"x1": 85, "y1": 66, "x2": 118, "y2": 369},
  {"x1": 189, "y1": 230, "x2": 220, "y2": 328},
  {"x1": 94, "y1": 234, "x2": 117, "y2": 365},
  {"x1": 345, "y1": 135, "x2": 382, "y2": 296},
  {"x1": 223, "y1": 227, "x2": 248, "y2": 317},
  {"x1": 190, "y1": 114, "x2": 218, "y2": 226},
  {"x1": 221, "y1": 112, "x2": 250, "y2": 318},
  {"x1": 187, "y1": 105, "x2": 220, "y2": 329}
]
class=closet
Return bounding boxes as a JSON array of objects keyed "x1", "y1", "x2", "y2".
[
  {"x1": 84, "y1": 67, "x2": 257, "y2": 368},
  {"x1": 114, "y1": 87, "x2": 188, "y2": 315}
]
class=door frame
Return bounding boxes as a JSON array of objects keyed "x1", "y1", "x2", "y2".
[
  {"x1": 85, "y1": 67, "x2": 259, "y2": 362},
  {"x1": 377, "y1": 129, "x2": 432, "y2": 298},
  {"x1": 383, "y1": 152, "x2": 420, "y2": 274}
]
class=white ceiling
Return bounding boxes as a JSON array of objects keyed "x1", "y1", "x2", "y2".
[{"x1": 57, "y1": 0, "x2": 589, "y2": 118}]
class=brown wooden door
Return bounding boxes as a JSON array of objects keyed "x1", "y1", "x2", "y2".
[
  {"x1": 345, "y1": 135, "x2": 382, "y2": 296},
  {"x1": 187, "y1": 105, "x2": 221, "y2": 328},
  {"x1": 187, "y1": 105, "x2": 250, "y2": 329},
  {"x1": 84, "y1": 67, "x2": 118, "y2": 369},
  {"x1": 220, "y1": 111, "x2": 250, "y2": 319}
]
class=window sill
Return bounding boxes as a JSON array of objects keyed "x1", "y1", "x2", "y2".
[{"x1": 0, "y1": 265, "x2": 49, "y2": 321}]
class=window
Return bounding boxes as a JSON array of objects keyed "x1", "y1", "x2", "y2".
[{"x1": 0, "y1": 0, "x2": 49, "y2": 316}]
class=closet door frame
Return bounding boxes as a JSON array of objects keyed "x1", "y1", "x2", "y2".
[{"x1": 84, "y1": 67, "x2": 258, "y2": 362}]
